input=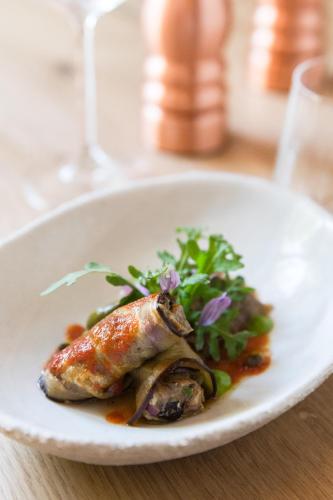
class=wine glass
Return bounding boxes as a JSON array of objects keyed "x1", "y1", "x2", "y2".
[
  {"x1": 24, "y1": 0, "x2": 127, "y2": 211},
  {"x1": 275, "y1": 57, "x2": 333, "y2": 212}
]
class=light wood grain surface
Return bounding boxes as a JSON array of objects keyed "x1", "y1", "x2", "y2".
[{"x1": 0, "y1": 1, "x2": 332, "y2": 498}]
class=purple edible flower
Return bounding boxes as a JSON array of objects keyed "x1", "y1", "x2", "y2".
[
  {"x1": 159, "y1": 269, "x2": 181, "y2": 293},
  {"x1": 199, "y1": 293, "x2": 232, "y2": 326},
  {"x1": 120, "y1": 285, "x2": 133, "y2": 297},
  {"x1": 137, "y1": 283, "x2": 150, "y2": 296}
]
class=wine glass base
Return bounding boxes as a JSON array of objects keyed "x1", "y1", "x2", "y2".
[
  {"x1": 22, "y1": 147, "x2": 126, "y2": 212},
  {"x1": 58, "y1": 145, "x2": 124, "y2": 187}
]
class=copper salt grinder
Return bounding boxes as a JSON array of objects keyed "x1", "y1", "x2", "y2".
[
  {"x1": 248, "y1": 0, "x2": 325, "y2": 92},
  {"x1": 141, "y1": 0, "x2": 231, "y2": 155}
]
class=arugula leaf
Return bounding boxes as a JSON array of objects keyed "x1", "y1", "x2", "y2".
[
  {"x1": 224, "y1": 275, "x2": 254, "y2": 302},
  {"x1": 128, "y1": 265, "x2": 143, "y2": 279},
  {"x1": 201, "y1": 235, "x2": 244, "y2": 274},
  {"x1": 176, "y1": 227, "x2": 203, "y2": 240},
  {"x1": 195, "y1": 327, "x2": 206, "y2": 352},
  {"x1": 41, "y1": 262, "x2": 114, "y2": 296},
  {"x1": 212, "y1": 370, "x2": 232, "y2": 396},
  {"x1": 181, "y1": 274, "x2": 210, "y2": 287},
  {"x1": 105, "y1": 274, "x2": 133, "y2": 287},
  {"x1": 208, "y1": 330, "x2": 220, "y2": 361},
  {"x1": 176, "y1": 239, "x2": 189, "y2": 273},
  {"x1": 186, "y1": 239, "x2": 201, "y2": 260},
  {"x1": 157, "y1": 251, "x2": 177, "y2": 266},
  {"x1": 223, "y1": 331, "x2": 257, "y2": 360}
]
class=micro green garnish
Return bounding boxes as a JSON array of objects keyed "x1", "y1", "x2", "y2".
[
  {"x1": 41, "y1": 227, "x2": 272, "y2": 361},
  {"x1": 158, "y1": 228, "x2": 261, "y2": 361},
  {"x1": 128, "y1": 265, "x2": 169, "y2": 294}
]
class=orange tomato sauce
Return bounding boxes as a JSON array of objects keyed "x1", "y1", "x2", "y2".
[
  {"x1": 105, "y1": 391, "x2": 136, "y2": 425},
  {"x1": 106, "y1": 410, "x2": 133, "y2": 425},
  {"x1": 65, "y1": 323, "x2": 85, "y2": 343},
  {"x1": 208, "y1": 334, "x2": 271, "y2": 384},
  {"x1": 60, "y1": 319, "x2": 271, "y2": 426}
]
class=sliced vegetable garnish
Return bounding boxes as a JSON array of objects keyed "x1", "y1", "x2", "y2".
[
  {"x1": 212, "y1": 370, "x2": 232, "y2": 397},
  {"x1": 249, "y1": 315, "x2": 274, "y2": 335}
]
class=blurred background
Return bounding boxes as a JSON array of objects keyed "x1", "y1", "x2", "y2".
[{"x1": 0, "y1": 0, "x2": 332, "y2": 237}]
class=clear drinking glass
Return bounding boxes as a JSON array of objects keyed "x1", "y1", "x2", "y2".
[
  {"x1": 24, "y1": 0, "x2": 126, "y2": 210},
  {"x1": 275, "y1": 57, "x2": 333, "y2": 211}
]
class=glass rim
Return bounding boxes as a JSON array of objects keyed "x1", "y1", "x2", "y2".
[{"x1": 292, "y1": 56, "x2": 332, "y2": 104}]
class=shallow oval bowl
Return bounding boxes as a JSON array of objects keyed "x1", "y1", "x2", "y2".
[{"x1": 0, "y1": 172, "x2": 332, "y2": 465}]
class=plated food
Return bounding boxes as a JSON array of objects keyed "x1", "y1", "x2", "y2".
[
  {"x1": 40, "y1": 227, "x2": 273, "y2": 425},
  {"x1": 1, "y1": 172, "x2": 332, "y2": 464}
]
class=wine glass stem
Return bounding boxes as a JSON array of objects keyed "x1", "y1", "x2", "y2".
[{"x1": 82, "y1": 14, "x2": 98, "y2": 153}]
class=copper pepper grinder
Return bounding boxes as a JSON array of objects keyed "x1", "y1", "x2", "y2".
[
  {"x1": 248, "y1": 0, "x2": 325, "y2": 92},
  {"x1": 142, "y1": 0, "x2": 231, "y2": 155}
]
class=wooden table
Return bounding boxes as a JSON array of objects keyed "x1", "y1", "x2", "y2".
[{"x1": 0, "y1": 1, "x2": 332, "y2": 498}]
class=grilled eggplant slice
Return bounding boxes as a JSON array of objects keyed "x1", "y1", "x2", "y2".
[
  {"x1": 39, "y1": 293, "x2": 192, "y2": 402},
  {"x1": 128, "y1": 338, "x2": 216, "y2": 424}
]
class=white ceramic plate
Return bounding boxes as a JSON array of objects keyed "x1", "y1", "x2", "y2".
[{"x1": 0, "y1": 172, "x2": 332, "y2": 465}]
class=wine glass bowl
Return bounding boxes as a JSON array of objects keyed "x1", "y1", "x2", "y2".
[
  {"x1": 54, "y1": 0, "x2": 126, "y2": 18},
  {"x1": 275, "y1": 57, "x2": 333, "y2": 211}
]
